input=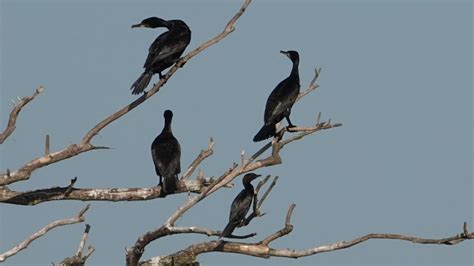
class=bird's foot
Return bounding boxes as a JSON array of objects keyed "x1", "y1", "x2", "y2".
[{"x1": 286, "y1": 124, "x2": 298, "y2": 132}]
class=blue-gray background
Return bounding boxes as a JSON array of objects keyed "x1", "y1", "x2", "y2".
[{"x1": 0, "y1": 0, "x2": 472, "y2": 265}]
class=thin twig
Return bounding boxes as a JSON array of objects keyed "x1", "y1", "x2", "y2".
[
  {"x1": 296, "y1": 68, "x2": 321, "y2": 101},
  {"x1": 181, "y1": 138, "x2": 215, "y2": 180},
  {"x1": 45, "y1": 134, "x2": 50, "y2": 155},
  {"x1": 0, "y1": 86, "x2": 44, "y2": 144},
  {"x1": 259, "y1": 204, "x2": 295, "y2": 245}
]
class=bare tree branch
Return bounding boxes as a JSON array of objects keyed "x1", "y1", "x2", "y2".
[
  {"x1": 58, "y1": 224, "x2": 95, "y2": 266},
  {"x1": 0, "y1": 205, "x2": 90, "y2": 263},
  {"x1": 0, "y1": 86, "x2": 44, "y2": 144},
  {"x1": 0, "y1": 0, "x2": 251, "y2": 186},
  {"x1": 0, "y1": 177, "x2": 214, "y2": 205}
]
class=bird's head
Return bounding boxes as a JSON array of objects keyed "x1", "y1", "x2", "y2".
[
  {"x1": 166, "y1": 19, "x2": 189, "y2": 29},
  {"x1": 132, "y1": 17, "x2": 167, "y2": 29},
  {"x1": 242, "y1": 173, "x2": 261, "y2": 186},
  {"x1": 280, "y1": 50, "x2": 300, "y2": 63},
  {"x1": 163, "y1": 110, "x2": 174, "y2": 120}
]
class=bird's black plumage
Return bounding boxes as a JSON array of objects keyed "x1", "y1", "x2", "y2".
[
  {"x1": 131, "y1": 17, "x2": 191, "y2": 95},
  {"x1": 151, "y1": 110, "x2": 181, "y2": 195},
  {"x1": 221, "y1": 173, "x2": 261, "y2": 238},
  {"x1": 253, "y1": 50, "x2": 301, "y2": 142}
]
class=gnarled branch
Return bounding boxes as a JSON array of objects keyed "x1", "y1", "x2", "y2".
[{"x1": 0, "y1": 205, "x2": 90, "y2": 263}]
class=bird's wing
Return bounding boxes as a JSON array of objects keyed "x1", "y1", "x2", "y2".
[
  {"x1": 151, "y1": 143, "x2": 164, "y2": 176},
  {"x1": 264, "y1": 78, "x2": 298, "y2": 122},
  {"x1": 145, "y1": 30, "x2": 189, "y2": 69},
  {"x1": 143, "y1": 32, "x2": 169, "y2": 69},
  {"x1": 151, "y1": 134, "x2": 181, "y2": 177},
  {"x1": 229, "y1": 189, "x2": 253, "y2": 223}
]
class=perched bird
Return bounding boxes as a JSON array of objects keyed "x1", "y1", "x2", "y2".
[
  {"x1": 131, "y1": 17, "x2": 191, "y2": 94},
  {"x1": 221, "y1": 173, "x2": 261, "y2": 238},
  {"x1": 151, "y1": 110, "x2": 181, "y2": 195},
  {"x1": 253, "y1": 50, "x2": 301, "y2": 142}
]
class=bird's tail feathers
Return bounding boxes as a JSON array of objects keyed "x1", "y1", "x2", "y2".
[
  {"x1": 131, "y1": 71, "x2": 153, "y2": 95},
  {"x1": 253, "y1": 124, "x2": 276, "y2": 142},
  {"x1": 220, "y1": 222, "x2": 237, "y2": 238},
  {"x1": 162, "y1": 175, "x2": 178, "y2": 195}
]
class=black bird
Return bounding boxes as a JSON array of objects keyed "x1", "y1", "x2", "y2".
[
  {"x1": 131, "y1": 17, "x2": 191, "y2": 94},
  {"x1": 253, "y1": 50, "x2": 301, "y2": 142},
  {"x1": 221, "y1": 173, "x2": 261, "y2": 238},
  {"x1": 151, "y1": 110, "x2": 181, "y2": 195}
]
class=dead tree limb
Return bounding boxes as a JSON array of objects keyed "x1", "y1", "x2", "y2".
[
  {"x1": 0, "y1": 205, "x2": 90, "y2": 263},
  {"x1": 0, "y1": 178, "x2": 213, "y2": 205},
  {"x1": 0, "y1": 86, "x2": 44, "y2": 144}
]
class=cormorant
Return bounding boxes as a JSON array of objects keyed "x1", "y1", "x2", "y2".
[
  {"x1": 151, "y1": 110, "x2": 181, "y2": 195},
  {"x1": 253, "y1": 50, "x2": 301, "y2": 142},
  {"x1": 131, "y1": 17, "x2": 191, "y2": 95},
  {"x1": 221, "y1": 173, "x2": 261, "y2": 238}
]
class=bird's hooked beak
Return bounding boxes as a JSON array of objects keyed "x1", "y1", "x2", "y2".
[
  {"x1": 280, "y1": 50, "x2": 291, "y2": 59},
  {"x1": 131, "y1": 23, "x2": 146, "y2": 28},
  {"x1": 251, "y1": 174, "x2": 262, "y2": 180}
]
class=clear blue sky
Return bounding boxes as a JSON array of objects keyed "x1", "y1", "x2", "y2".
[{"x1": 1, "y1": 0, "x2": 472, "y2": 265}]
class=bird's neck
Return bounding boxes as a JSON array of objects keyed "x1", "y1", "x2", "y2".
[
  {"x1": 162, "y1": 126, "x2": 172, "y2": 135},
  {"x1": 290, "y1": 60, "x2": 299, "y2": 78},
  {"x1": 162, "y1": 120, "x2": 173, "y2": 135},
  {"x1": 243, "y1": 183, "x2": 254, "y2": 191}
]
